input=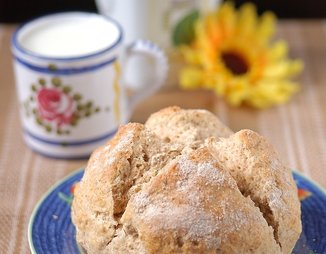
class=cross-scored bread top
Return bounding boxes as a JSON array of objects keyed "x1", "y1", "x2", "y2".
[
  {"x1": 121, "y1": 148, "x2": 281, "y2": 254},
  {"x1": 71, "y1": 107, "x2": 301, "y2": 254}
]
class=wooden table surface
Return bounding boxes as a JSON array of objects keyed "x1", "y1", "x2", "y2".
[{"x1": 1, "y1": 21, "x2": 326, "y2": 253}]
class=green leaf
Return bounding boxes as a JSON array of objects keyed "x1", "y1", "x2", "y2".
[{"x1": 172, "y1": 9, "x2": 200, "y2": 46}]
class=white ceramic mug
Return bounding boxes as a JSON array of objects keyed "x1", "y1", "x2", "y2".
[{"x1": 12, "y1": 12, "x2": 168, "y2": 159}]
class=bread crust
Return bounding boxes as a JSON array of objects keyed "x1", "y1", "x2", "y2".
[
  {"x1": 205, "y1": 130, "x2": 302, "y2": 253},
  {"x1": 122, "y1": 148, "x2": 281, "y2": 254},
  {"x1": 72, "y1": 123, "x2": 170, "y2": 253},
  {"x1": 145, "y1": 106, "x2": 233, "y2": 146},
  {"x1": 72, "y1": 107, "x2": 301, "y2": 254}
]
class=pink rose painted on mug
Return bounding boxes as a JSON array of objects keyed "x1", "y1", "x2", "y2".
[
  {"x1": 22, "y1": 76, "x2": 103, "y2": 135},
  {"x1": 37, "y1": 88, "x2": 74, "y2": 127}
]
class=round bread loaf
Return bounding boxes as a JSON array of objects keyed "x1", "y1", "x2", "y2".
[{"x1": 71, "y1": 107, "x2": 301, "y2": 254}]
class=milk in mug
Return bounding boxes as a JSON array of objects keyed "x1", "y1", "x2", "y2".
[{"x1": 19, "y1": 15, "x2": 121, "y2": 57}]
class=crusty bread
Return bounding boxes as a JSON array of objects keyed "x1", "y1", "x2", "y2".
[
  {"x1": 121, "y1": 148, "x2": 281, "y2": 254},
  {"x1": 205, "y1": 130, "x2": 301, "y2": 253},
  {"x1": 72, "y1": 123, "x2": 184, "y2": 253},
  {"x1": 145, "y1": 106, "x2": 233, "y2": 146},
  {"x1": 72, "y1": 107, "x2": 301, "y2": 254}
]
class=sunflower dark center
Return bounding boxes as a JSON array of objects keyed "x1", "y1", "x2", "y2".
[{"x1": 221, "y1": 51, "x2": 248, "y2": 75}]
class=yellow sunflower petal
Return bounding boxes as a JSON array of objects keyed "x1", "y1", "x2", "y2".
[
  {"x1": 264, "y1": 59, "x2": 303, "y2": 79},
  {"x1": 225, "y1": 79, "x2": 250, "y2": 106},
  {"x1": 180, "y1": 45, "x2": 201, "y2": 65},
  {"x1": 217, "y1": 1, "x2": 237, "y2": 38},
  {"x1": 237, "y1": 3, "x2": 257, "y2": 37},
  {"x1": 209, "y1": 74, "x2": 227, "y2": 95},
  {"x1": 269, "y1": 41, "x2": 288, "y2": 61},
  {"x1": 287, "y1": 60, "x2": 304, "y2": 77},
  {"x1": 248, "y1": 80, "x2": 299, "y2": 108},
  {"x1": 256, "y1": 11, "x2": 276, "y2": 44},
  {"x1": 180, "y1": 67, "x2": 205, "y2": 89},
  {"x1": 195, "y1": 24, "x2": 218, "y2": 65},
  {"x1": 204, "y1": 14, "x2": 222, "y2": 46}
]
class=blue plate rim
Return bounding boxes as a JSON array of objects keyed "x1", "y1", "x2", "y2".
[
  {"x1": 292, "y1": 169, "x2": 326, "y2": 196},
  {"x1": 27, "y1": 168, "x2": 326, "y2": 253},
  {"x1": 28, "y1": 168, "x2": 84, "y2": 254}
]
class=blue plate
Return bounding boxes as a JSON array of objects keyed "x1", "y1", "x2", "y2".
[{"x1": 28, "y1": 169, "x2": 326, "y2": 254}]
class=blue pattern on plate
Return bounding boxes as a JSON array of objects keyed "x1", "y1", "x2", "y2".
[
  {"x1": 292, "y1": 173, "x2": 326, "y2": 254},
  {"x1": 28, "y1": 170, "x2": 84, "y2": 254},
  {"x1": 29, "y1": 170, "x2": 326, "y2": 254}
]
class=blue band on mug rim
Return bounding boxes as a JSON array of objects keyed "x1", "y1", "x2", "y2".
[
  {"x1": 14, "y1": 55, "x2": 117, "y2": 75},
  {"x1": 23, "y1": 128, "x2": 118, "y2": 146},
  {"x1": 11, "y1": 11, "x2": 124, "y2": 62}
]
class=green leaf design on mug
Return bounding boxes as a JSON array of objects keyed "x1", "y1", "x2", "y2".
[
  {"x1": 23, "y1": 76, "x2": 103, "y2": 136},
  {"x1": 52, "y1": 77, "x2": 62, "y2": 87}
]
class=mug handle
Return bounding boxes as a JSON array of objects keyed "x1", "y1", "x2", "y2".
[{"x1": 123, "y1": 40, "x2": 168, "y2": 110}]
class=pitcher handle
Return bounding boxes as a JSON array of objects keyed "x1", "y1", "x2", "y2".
[{"x1": 123, "y1": 40, "x2": 168, "y2": 110}]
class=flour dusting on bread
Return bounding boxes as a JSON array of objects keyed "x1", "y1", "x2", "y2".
[{"x1": 71, "y1": 106, "x2": 301, "y2": 254}]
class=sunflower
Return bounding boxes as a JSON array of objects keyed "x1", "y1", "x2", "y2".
[{"x1": 179, "y1": 2, "x2": 303, "y2": 108}]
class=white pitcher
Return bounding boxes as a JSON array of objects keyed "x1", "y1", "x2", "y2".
[{"x1": 95, "y1": 0, "x2": 221, "y2": 48}]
